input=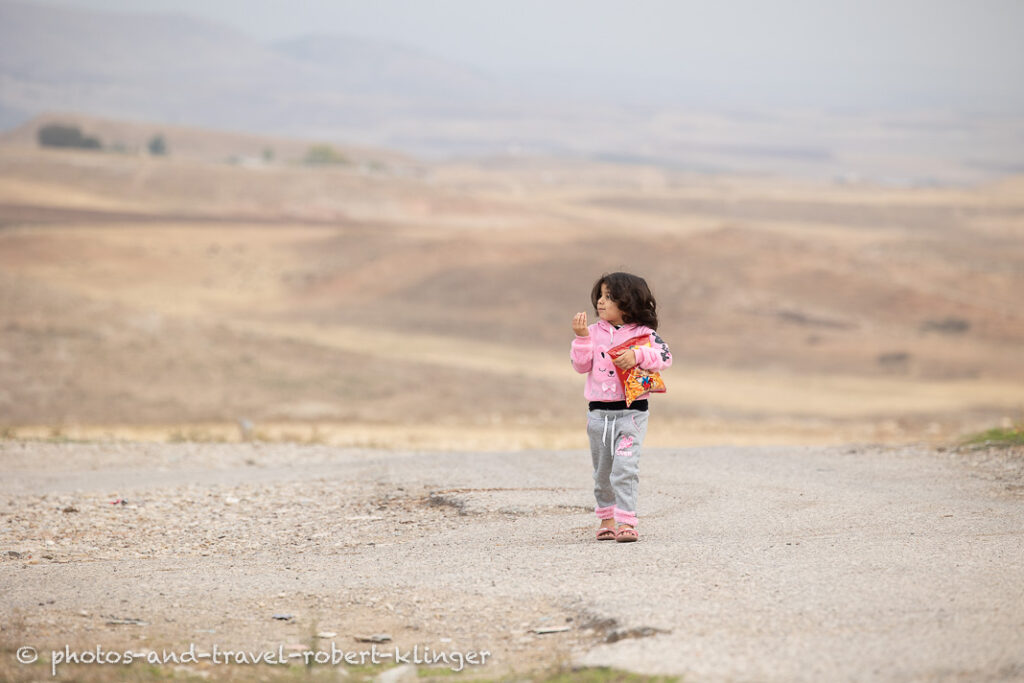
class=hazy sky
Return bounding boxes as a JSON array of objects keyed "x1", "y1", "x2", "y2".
[{"x1": 19, "y1": 0, "x2": 1024, "y2": 110}]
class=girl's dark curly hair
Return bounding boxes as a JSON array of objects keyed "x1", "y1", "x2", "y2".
[{"x1": 590, "y1": 272, "x2": 659, "y2": 330}]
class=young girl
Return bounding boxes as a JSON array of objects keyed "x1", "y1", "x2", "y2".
[{"x1": 570, "y1": 272, "x2": 672, "y2": 543}]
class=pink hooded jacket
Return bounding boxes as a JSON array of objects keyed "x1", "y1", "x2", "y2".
[{"x1": 570, "y1": 319, "x2": 672, "y2": 403}]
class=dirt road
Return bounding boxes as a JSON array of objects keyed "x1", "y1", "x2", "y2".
[{"x1": 2, "y1": 440, "x2": 1022, "y2": 681}]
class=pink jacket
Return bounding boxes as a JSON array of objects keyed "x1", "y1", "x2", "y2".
[{"x1": 570, "y1": 320, "x2": 673, "y2": 402}]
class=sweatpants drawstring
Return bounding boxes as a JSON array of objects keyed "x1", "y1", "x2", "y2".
[{"x1": 602, "y1": 415, "x2": 616, "y2": 446}]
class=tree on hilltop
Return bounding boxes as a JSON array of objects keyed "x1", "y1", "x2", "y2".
[
  {"x1": 37, "y1": 124, "x2": 102, "y2": 150},
  {"x1": 148, "y1": 134, "x2": 167, "y2": 156},
  {"x1": 304, "y1": 144, "x2": 349, "y2": 165}
]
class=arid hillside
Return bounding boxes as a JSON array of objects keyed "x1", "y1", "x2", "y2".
[{"x1": 1, "y1": 116, "x2": 1022, "y2": 448}]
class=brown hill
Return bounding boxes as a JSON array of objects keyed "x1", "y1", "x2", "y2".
[{"x1": 1, "y1": 118, "x2": 1022, "y2": 447}]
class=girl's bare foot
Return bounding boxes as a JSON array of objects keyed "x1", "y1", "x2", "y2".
[
  {"x1": 615, "y1": 524, "x2": 638, "y2": 543},
  {"x1": 596, "y1": 519, "x2": 616, "y2": 540}
]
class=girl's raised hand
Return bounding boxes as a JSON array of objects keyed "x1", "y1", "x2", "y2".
[{"x1": 572, "y1": 312, "x2": 589, "y2": 337}]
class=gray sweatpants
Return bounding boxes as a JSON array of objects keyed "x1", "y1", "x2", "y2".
[{"x1": 587, "y1": 407, "x2": 648, "y2": 526}]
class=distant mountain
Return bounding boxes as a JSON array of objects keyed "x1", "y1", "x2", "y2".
[
  {"x1": 0, "y1": 2, "x2": 279, "y2": 80},
  {"x1": 1, "y1": 0, "x2": 1020, "y2": 183},
  {"x1": 272, "y1": 34, "x2": 499, "y2": 102},
  {"x1": 0, "y1": 0, "x2": 518, "y2": 140}
]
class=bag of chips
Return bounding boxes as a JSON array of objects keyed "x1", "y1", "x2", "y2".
[{"x1": 607, "y1": 334, "x2": 667, "y2": 406}]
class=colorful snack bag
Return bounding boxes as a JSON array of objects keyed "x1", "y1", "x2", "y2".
[{"x1": 607, "y1": 334, "x2": 667, "y2": 406}]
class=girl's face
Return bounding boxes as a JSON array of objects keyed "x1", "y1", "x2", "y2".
[{"x1": 596, "y1": 283, "x2": 625, "y2": 326}]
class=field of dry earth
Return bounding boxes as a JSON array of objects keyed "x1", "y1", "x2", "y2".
[{"x1": 1, "y1": 115, "x2": 1023, "y2": 447}]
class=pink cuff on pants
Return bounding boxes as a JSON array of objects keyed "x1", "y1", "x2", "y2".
[
  {"x1": 595, "y1": 505, "x2": 615, "y2": 520},
  {"x1": 614, "y1": 508, "x2": 637, "y2": 526}
]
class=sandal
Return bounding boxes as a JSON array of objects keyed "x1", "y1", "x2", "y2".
[
  {"x1": 596, "y1": 524, "x2": 617, "y2": 541},
  {"x1": 615, "y1": 525, "x2": 638, "y2": 543}
]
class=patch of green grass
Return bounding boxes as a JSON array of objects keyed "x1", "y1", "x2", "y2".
[
  {"x1": 14, "y1": 660, "x2": 353, "y2": 681},
  {"x1": 536, "y1": 667, "x2": 680, "y2": 683},
  {"x1": 962, "y1": 424, "x2": 1024, "y2": 448},
  {"x1": 166, "y1": 429, "x2": 229, "y2": 444},
  {"x1": 1, "y1": 655, "x2": 681, "y2": 683},
  {"x1": 417, "y1": 665, "x2": 465, "y2": 677},
  {"x1": 0, "y1": 427, "x2": 99, "y2": 444}
]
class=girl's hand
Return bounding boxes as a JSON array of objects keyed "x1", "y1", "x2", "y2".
[
  {"x1": 572, "y1": 312, "x2": 589, "y2": 337},
  {"x1": 612, "y1": 349, "x2": 637, "y2": 369}
]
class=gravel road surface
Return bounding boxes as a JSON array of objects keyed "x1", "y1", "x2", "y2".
[{"x1": 1, "y1": 440, "x2": 1022, "y2": 681}]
